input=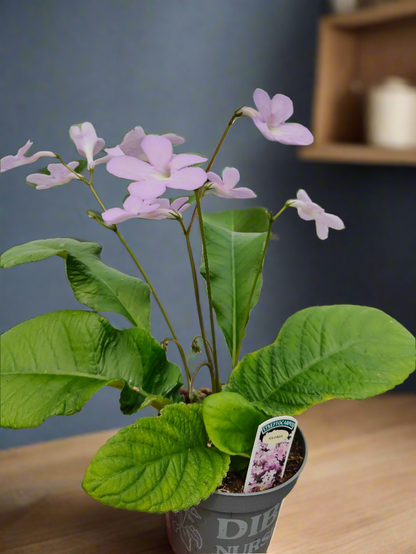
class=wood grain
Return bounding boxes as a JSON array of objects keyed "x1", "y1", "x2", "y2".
[
  {"x1": 299, "y1": 143, "x2": 416, "y2": 164},
  {"x1": 0, "y1": 395, "x2": 415, "y2": 553}
]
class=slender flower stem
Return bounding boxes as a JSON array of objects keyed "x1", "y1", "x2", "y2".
[
  {"x1": 206, "y1": 109, "x2": 242, "y2": 173},
  {"x1": 54, "y1": 153, "x2": 90, "y2": 184},
  {"x1": 273, "y1": 203, "x2": 289, "y2": 222},
  {"x1": 195, "y1": 189, "x2": 221, "y2": 392},
  {"x1": 233, "y1": 205, "x2": 289, "y2": 367},
  {"x1": 190, "y1": 362, "x2": 215, "y2": 393},
  {"x1": 161, "y1": 338, "x2": 192, "y2": 392},
  {"x1": 187, "y1": 107, "x2": 243, "y2": 234},
  {"x1": 113, "y1": 229, "x2": 175, "y2": 333},
  {"x1": 193, "y1": 335, "x2": 215, "y2": 362},
  {"x1": 181, "y1": 107, "x2": 244, "y2": 386},
  {"x1": 179, "y1": 219, "x2": 216, "y2": 392},
  {"x1": 62, "y1": 162, "x2": 190, "y2": 382}
]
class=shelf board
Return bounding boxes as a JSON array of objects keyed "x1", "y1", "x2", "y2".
[
  {"x1": 298, "y1": 143, "x2": 416, "y2": 165},
  {"x1": 326, "y1": 0, "x2": 416, "y2": 29}
]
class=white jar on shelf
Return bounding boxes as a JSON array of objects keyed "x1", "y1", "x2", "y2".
[
  {"x1": 328, "y1": 0, "x2": 359, "y2": 13},
  {"x1": 366, "y1": 77, "x2": 416, "y2": 150}
]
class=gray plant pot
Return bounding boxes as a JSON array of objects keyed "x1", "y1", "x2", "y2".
[{"x1": 166, "y1": 427, "x2": 307, "y2": 554}]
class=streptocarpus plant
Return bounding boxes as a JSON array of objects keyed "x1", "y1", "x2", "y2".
[{"x1": 1, "y1": 89, "x2": 415, "y2": 514}]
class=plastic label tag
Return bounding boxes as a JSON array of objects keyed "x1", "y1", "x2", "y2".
[{"x1": 243, "y1": 416, "x2": 298, "y2": 493}]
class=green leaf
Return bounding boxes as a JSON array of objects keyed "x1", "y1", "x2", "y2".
[
  {"x1": 229, "y1": 455, "x2": 250, "y2": 473},
  {"x1": 203, "y1": 392, "x2": 266, "y2": 457},
  {"x1": 0, "y1": 310, "x2": 182, "y2": 428},
  {"x1": 200, "y1": 208, "x2": 270, "y2": 365},
  {"x1": 0, "y1": 238, "x2": 151, "y2": 331},
  {"x1": 82, "y1": 403, "x2": 230, "y2": 513},
  {"x1": 226, "y1": 305, "x2": 416, "y2": 415}
]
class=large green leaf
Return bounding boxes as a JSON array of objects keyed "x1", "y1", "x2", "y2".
[
  {"x1": 203, "y1": 392, "x2": 266, "y2": 457},
  {"x1": 200, "y1": 208, "x2": 270, "y2": 366},
  {"x1": 0, "y1": 310, "x2": 182, "y2": 428},
  {"x1": 82, "y1": 403, "x2": 230, "y2": 513},
  {"x1": 226, "y1": 305, "x2": 415, "y2": 415},
  {"x1": 0, "y1": 238, "x2": 150, "y2": 331}
]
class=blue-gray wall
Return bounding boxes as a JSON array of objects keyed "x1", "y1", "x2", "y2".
[{"x1": 1, "y1": 0, "x2": 414, "y2": 449}]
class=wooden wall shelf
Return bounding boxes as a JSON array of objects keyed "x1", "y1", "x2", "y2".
[
  {"x1": 300, "y1": 144, "x2": 416, "y2": 165},
  {"x1": 299, "y1": 0, "x2": 416, "y2": 165}
]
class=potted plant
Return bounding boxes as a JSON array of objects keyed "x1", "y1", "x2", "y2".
[{"x1": 1, "y1": 89, "x2": 414, "y2": 554}]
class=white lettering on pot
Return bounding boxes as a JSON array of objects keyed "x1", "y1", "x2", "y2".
[
  {"x1": 248, "y1": 514, "x2": 261, "y2": 537},
  {"x1": 259, "y1": 504, "x2": 280, "y2": 532},
  {"x1": 217, "y1": 519, "x2": 248, "y2": 540},
  {"x1": 215, "y1": 504, "x2": 281, "y2": 552},
  {"x1": 215, "y1": 534, "x2": 271, "y2": 553}
]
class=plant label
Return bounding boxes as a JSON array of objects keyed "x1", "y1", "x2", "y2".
[{"x1": 243, "y1": 416, "x2": 298, "y2": 493}]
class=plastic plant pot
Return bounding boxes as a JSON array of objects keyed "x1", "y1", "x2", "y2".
[{"x1": 166, "y1": 427, "x2": 308, "y2": 554}]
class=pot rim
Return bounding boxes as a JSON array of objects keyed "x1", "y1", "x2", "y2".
[{"x1": 213, "y1": 425, "x2": 308, "y2": 498}]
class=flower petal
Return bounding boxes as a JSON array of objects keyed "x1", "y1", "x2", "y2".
[
  {"x1": 107, "y1": 155, "x2": 155, "y2": 181},
  {"x1": 1, "y1": 140, "x2": 56, "y2": 173},
  {"x1": 315, "y1": 219, "x2": 329, "y2": 240},
  {"x1": 222, "y1": 167, "x2": 240, "y2": 189},
  {"x1": 123, "y1": 195, "x2": 160, "y2": 214},
  {"x1": 320, "y1": 212, "x2": 345, "y2": 230},
  {"x1": 206, "y1": 171, "x2": 224, "y2": 187},
  {"x1": 228, "y1": 187, "x2": 256, "y2": 199},
  {"x1": 270, "y1": 94, "x2": 294, "y2": 125},
  {"x1": 297, "y1": 208, "x2": 314, "y2": 221},
  {"x1": 169, "y1": 153, "x2": 207, "y2": 172},
  {"x1": 166, "y1": 167, "x2": 207, "y2": 190},
  {"x1": 253, "y1": 89, "x2": 272, "y2": 121},
  {"x1": 69, "y1": 122, "x2": 105, "y2": 167},
  {"x1": 252, "y1": 118, "x2": 276, "y2": 141},
  {"x1": 27, "y1": 161, "x2": 80, "y2": 190},
  {"x1": 214, "y1": 186, "x2": 256, "y2": 199},
  {"x1": 269, "y1": 123, "x2": 314, "y2": 146},
  {"x1": 119, "y1": 126, "x2": 147, "y2": 158},
  {"x1": 297, "y1": 189, "x2": 312, "y2": 203},
  {"x1": 102, "y1": 208, "x2": 137, "y2": 225},
  {"x1": 141, "y1": 135, "x2": 173, "y2": 173},
  {"x1": 128, "y1": 180, "x2": 167, "y2": 200},
  {"x1": 92, "y1": 145, "x2": 124, "y2": 167},
  {"x1": 239, "y1": 106, "x2": 261, "y2": 119},
  {"x1": 170, "y1": 197, "x2": 190, "y2": 212},
  {"x1": 162, "y1": 133, "x2": 185, "y2": 145}
]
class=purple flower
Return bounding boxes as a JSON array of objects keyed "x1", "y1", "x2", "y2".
[
  {"x1": 95, "y1": 126, "x2": 185, "y2": 167},
  {"x1": 107, "y1": 135, "x2": 207, "y2": 199},
  {"x1": 26, "y1": 162, "x2": 81, "y2": 190},
  {"x1": 102, "y1": 196, "x2": 190, "y2": 225},
  {"x1": 207, "y1": 168, "x2": 256, "y2": 199},
  {"x1": 240, "y1": 89, "x2": 314, "y2": 146},
  {"x1": 288, "y1": 189, "x2": 344, "y2": 240},
  {"x1": 1, "y1": 140, "x2": 56, "y2": 173},
  {"x1": 69, "y1": 122, "x2": 105, "y2": 169}
]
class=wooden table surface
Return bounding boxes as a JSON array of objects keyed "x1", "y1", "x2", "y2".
[{"x1": 0, "y1": 395, "x2": 415, "y2": 554}]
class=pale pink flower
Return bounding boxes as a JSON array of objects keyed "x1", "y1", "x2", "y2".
[
  {"x1": 1, "y1": 140, "x2": 56, "y2": 173},
  {"x1": 26, "y1": 162, "x2": 81, "y2": 190},
  {"x1": 69, "y1": 122, "x2": 105, "y2": 169},
  {"x1": 102, "y1": 196, "x2": 190, "y2": 226},
  {"x1": 207, "y1": 168, "x2": 256, "y2": 199},
  {"x1": 240, "y1": 89, "x2": 313, "y2": 145},
  {"x1": 107, "y1": 135, "x2": 207, "y2": 199},
  {"x1": 94, "y1": 126, "x2": 185, "y2": 167},
  {"x1": 288, "y1": 189, "x2": 344, "y2": 240}
]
